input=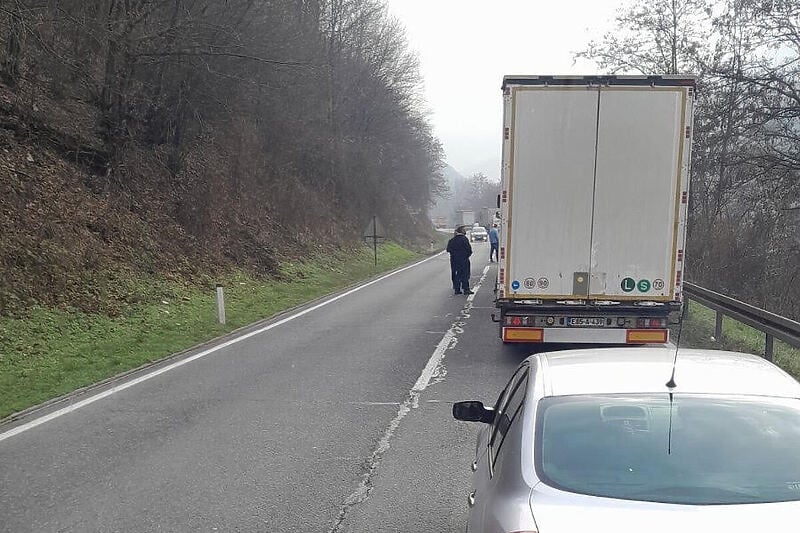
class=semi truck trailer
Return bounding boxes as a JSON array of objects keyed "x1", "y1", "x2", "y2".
[{"x1": 495, "y1": 75, "x2": 695, "y2": 344}]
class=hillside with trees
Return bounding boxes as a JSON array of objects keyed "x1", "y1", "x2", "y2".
[
  {"x1": 0, "y1": 0, "x2": 445, "y2": 316},
  {"x1": 579, "y1": 0, "x2": 800, "y2": 320}
]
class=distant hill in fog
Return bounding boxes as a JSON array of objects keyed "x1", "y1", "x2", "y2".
[{"x1": 430, "y1": 164, "x2": 466, "y2": 225}]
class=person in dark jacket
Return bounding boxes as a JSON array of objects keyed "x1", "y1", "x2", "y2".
[{"x1": 446, "y1": 225, "x2": 473, "y2": 295}]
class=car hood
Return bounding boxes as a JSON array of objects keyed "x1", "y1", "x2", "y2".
[{"x1": 530, "y1": 483, "x2": 800, "y2": 532}]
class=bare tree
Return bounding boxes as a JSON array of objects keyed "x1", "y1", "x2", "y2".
[
  {"x1": 1, "y1": 0, "x2": 24, "y2": 85},
  {"x1": 577, "y1": 0, "x2": 710, "y2": 74},
  {"x1": 577, "y1": 0, "x2": 800, "y2": 318},
  {"x1": 0, "y1": 0, "x2": 444, "y2": 255}
]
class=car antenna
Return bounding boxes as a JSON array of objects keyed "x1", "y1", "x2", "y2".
[
  {"x1": 666, "y1": 301, "x2": 686, "y2": 389},
  {"x1": 665, "y1": 302, "x2": 687, "y2": 454}
]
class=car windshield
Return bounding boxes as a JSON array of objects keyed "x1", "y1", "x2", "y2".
[
  {"x1": 536, "y1": 394, "x2": 800, "y2": 505},
  {"x1": 473, "y1": 228, "x2": 486, "y2": 234}
]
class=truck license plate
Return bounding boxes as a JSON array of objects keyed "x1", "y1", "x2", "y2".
[{"x1": 568, "y1": 317, "x2": 605, "y2": 327}]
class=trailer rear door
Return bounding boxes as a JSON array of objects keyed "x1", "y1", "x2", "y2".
[
  {"x1": 506, "y1": 88, "x2": 598, "y2": 298},
  {"x1": 589, "y1": 87, "x2": 688, "y2": 301}
]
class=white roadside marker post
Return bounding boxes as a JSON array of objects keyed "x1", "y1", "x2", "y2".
[{"x1": 216, "y1": 284, "x2": 226, "y2": 325}]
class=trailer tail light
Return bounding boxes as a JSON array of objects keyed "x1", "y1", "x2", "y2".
[
  {"x1": 636, "y1": 318, "x2": 667, "y2": 328},
  {"x1": 505, "y1": 316, "x2": 533, "y2": 327},
  {"x1": 499, "y1": 268, "x2": 505, "y2": 283},
  {"x1": 677, "y1": 249, "x2": 684, "y2": 262},
  {"x1": 500, "y1": 247, "x2": 505, "y2": 259},
  {"x1": 676, "y1": 271, "x2": 682, "y2": 285}
]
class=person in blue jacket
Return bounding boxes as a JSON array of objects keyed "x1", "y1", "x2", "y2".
[
  {"x1": 488, "y1": 224, "x2": 499, "y2": 262},
  {"x1": 446, "y1": 225, "x2": 473, "y2": 295}
]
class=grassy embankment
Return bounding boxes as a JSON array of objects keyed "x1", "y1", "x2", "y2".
[
  {"x1": 0, "y1": 243, "x2": 422, "y2": 420},
  {"x1": 676, "y1": 300, "x2": 800, "y2": 379}
]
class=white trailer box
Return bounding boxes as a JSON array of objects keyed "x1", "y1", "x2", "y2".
[
  {"x1": 496, "y1": 75, "x2": 694, "y2": 344},
  {"x1": 459, "y1": 209, "x2": 475, "y2": 226}
]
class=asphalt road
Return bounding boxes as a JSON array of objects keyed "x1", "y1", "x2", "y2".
[{"x1": 0, "y1": 242, "x2": 544, "y2": 533}]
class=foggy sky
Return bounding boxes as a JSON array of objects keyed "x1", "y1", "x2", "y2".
[{"x1": 385, "y1": 0, "x2": 625, "y2": 180}]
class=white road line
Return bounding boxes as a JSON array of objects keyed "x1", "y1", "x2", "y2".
[
  {"x1": 467, "y1": 265, "x2": 491, "y2": 302},
  {"x1": 328, "y1": 263, "x2": 492, "y2": 532},
  {"x1": 0, "y1": 252, "x2": 446, "y2": 444}
]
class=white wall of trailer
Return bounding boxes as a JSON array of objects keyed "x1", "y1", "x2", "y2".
[{"x1": 498, "y1": 79, "x2": 693, "y2": 303}]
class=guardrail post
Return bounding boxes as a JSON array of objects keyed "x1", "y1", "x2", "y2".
[
  {"x1": 765, "y1": 334, "x2": 774, "y2": 362},
  {"x1": 714, "y1": 311, "x2": 723, "y2": 342}
]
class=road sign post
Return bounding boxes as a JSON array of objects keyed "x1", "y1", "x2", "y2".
[{"x1": 362, "y1": 215, "x2": 386, "y2": 267}]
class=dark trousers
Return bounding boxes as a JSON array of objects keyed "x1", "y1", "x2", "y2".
[
  {"x1": 490, "y1": 242, "x2": 499, "y2": 262},
  {"x1": 450, "y1": 257, "x2": 471, "y2": 292}
]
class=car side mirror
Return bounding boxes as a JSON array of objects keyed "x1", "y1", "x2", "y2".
[{"x1": 453, "y1": 401, "x2": 495, "y2": 424}]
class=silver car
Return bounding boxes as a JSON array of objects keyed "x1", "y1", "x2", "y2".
[
  {"x1": 453, "y1": 347, "x2": 800, "y2": 532},
  {"x1": 470, "y1": 226, "x2": 488, "y2": 242}
]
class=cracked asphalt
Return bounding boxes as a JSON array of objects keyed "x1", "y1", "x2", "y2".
[{"x1": 0, "y1": 244, "x2": 539, "y2": 532}]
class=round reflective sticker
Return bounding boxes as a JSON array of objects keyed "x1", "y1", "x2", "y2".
[{"x1": 621, "y1": 277, "x2": 635, "y2": 292}]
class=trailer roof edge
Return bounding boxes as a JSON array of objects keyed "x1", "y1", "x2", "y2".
[{"x1": 502, "y1": 75, "x2": 697, "y2": 90}]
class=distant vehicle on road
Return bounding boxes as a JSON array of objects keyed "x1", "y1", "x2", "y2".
[
  {"x1": 453, "y1": 347, "x2": 800, "y2": 533},
  {"x1": 458, "y1": 209, "x2": 475, "y2": 227},
  {"x1": 495, "y1": 75, "x2": 695, "y2": 344},
  {"x1": 470, "y1": 226, "x2": 488, "y2": 242}
]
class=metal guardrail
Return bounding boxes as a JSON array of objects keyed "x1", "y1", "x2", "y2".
[{"x1": 683, "y1": 282, "x2": 800, "y2": 361}]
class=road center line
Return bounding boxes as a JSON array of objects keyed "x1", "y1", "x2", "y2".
[
  {"x1": 0, "y1": 252, "x2": 446, "y2": 443},
  {"x1": 327, "y1": 263, "x2": 492, "y2": 532}
]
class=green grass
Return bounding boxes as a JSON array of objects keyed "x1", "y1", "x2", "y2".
[
  {"x1": 0, "y1": 242, "x2": 419, "y2": 419},
  {"x1": 432, "y1": 230, "x2": 452, "y2": 250},
  {"x1": 674, "y1": 300, "x2": 800, "y2": 379}
]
